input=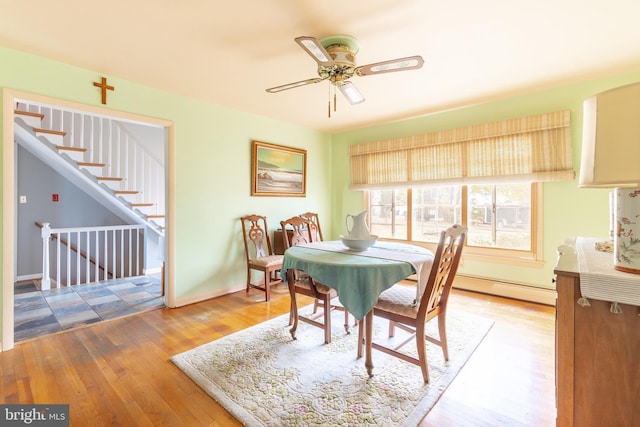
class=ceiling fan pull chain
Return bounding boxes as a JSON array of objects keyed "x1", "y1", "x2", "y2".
[{"x1": 327, "y1": 83, "x2": 331, "y2": 118}]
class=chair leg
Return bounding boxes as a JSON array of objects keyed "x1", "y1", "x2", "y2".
[
  {"x1": 388, "y1": 320, "x2": 396, "y2": 338},
  {"x1": 289, "y1": 300, "x2": 299, "y2": 340},
  {"x1": 264, "y1": 272, "x2": 271, "y2": 302},
  {"x1": 343, "y1": 309, "x2": 350, "y2": 334},
  {"x1": 323, "y1": 295, "x2": 331, "y2": 344},
  {"x1": 287, "y1": 276, "x2": 299, "y2": 341},
  {"x1": 438, "y1": 313, "x2": 449, "y2": 361},
  {"x1": 357, "y1": 318, "x2": 364, "y2": 359},
  {"x1": 246, "y1": 269, "x2": 252, "y2": 294},
  {"x1": 416, "y1": 322, "x2": 430, "y2": 383}
]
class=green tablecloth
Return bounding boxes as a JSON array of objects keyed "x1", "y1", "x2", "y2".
[{"x1": 281, "y1": 241, "x2": 433, "y2": 320}]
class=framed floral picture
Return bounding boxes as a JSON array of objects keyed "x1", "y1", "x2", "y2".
[{"x1": 251, "y1": 140, "x2": 307, "y2": 197}]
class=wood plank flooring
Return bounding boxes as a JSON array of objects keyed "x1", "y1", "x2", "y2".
[{"x1": 1, "y1": 282, "x2": 557, "y2": 426}]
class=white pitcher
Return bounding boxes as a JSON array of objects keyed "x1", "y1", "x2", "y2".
[{"x1": 346, "y1": 211, "x2": 370, "y2": 239}]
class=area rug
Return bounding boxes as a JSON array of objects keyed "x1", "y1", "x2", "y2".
[{"x1": 171, "y1": 306, "x2": 493, "y2": 426}]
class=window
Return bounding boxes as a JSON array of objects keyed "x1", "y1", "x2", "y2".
[
  {"x1": 369, "y1": 188, "x2": 408, "y2": 239},
  {"x1": 353, "y1": 111, "x2": 569, "y2": 265},
  {"x1": 368, "y1": 182, "x2": 539, "y2": 261},
  {"x1": 467, "y1": 183, "x2": 531, "y2": 250}
]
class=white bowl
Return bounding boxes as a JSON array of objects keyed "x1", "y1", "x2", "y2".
[{"x1": 339, "y1": 235, "x2": 378, "y2": 251}]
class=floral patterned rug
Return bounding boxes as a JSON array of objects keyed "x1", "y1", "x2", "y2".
[{"x1": 171, "y1": 307, "x2": 493, "y2": 426}]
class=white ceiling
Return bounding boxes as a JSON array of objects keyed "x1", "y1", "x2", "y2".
[{"x1": 2, "y1": 0, "x2": 640, "y2": 133}]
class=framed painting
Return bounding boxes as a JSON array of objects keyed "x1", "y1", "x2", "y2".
[{"x1": 251, "y1": 140, "x2": 307, "y2": 197}]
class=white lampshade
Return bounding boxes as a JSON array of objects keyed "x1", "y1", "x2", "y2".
[
  {"x1": 579, "y1": 81, "x2": 640, "y2": 188},
  {"x1": 579, "y1": 81, "x2": 640, "y2": 274}
]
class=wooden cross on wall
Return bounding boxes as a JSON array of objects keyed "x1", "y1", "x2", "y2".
[{"x1": 93, "y1": 77, "x2": 114, "y2": 104}]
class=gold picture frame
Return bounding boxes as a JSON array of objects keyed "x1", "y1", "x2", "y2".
[{"x1": 251, "y1": 140, "x2": 307, "y2": 197}]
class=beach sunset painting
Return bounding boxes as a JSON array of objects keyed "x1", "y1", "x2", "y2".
[{"x1": 252, "y1": 141, "x2": 306, "y2": 197}]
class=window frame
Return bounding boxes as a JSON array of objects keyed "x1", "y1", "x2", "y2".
[{"x1": 365, "y1": 183, "x2": 544, "y2": 267}]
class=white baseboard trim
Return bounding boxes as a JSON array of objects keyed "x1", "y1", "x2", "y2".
[
  {"x1": 172, "y1": 283, "x2": 246, "y2": 308},
  {"x1": 143, "y1": 267, "x2": 162, "y2": 275},
  {"x1": 454, "y1": 275, "x2": 556, "y2": 306},
  {"x1": 16, "y1": 273, "x2": 42, "y2": 282},
  {"x1": 169, "y1": 276, "x2": 557, "y2": 309}
]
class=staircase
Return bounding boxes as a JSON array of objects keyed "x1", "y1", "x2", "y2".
[{"x1": 13, "y1": 100, "x2": 166, "y2": 236}]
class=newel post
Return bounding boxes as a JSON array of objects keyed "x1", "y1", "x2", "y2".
[{"x1": 41, "y1": 222, "x2": 52, "y2": 290}]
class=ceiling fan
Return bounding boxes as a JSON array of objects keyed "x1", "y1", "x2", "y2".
[{"x1": 266, "y1": 34, "x2": 424, "y2": 117}]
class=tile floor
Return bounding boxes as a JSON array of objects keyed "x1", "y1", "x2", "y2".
[{"x1": 14, "y1": 274, "x2": 164, "y2": 342}]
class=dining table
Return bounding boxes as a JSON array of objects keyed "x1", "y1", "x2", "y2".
[{"x1": 281, "y1": 240, "x2": 434, "y2": 377}]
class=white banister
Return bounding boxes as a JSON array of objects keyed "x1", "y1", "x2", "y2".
[
  {"x1": 40, "y1": 223, "x2": 145, "y2": 289},
  {"x1": 41, "y1": 222, "x2": 52, "y2": 290}
]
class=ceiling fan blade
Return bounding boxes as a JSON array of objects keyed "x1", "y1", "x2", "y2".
[
  {"x1": 294, "y1": 36, "x2": 334, "y2": 67},
  {"x1": 355, "y1": 55, "x2": 425, "y2": 76},
  {"x1": 338, "y1": 81, "x2": 365, "y2": 105},
  {"x1": 266, "y1": 77, "x2": 326, "y2": 93}
]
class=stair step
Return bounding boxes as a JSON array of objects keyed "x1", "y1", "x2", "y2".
[
  {"x1": 14, "y1": 109, "x2": 45, "y2": 120},
  {"x1": 114, "y1": 190, "x2": 139, "y2": 203},
  {"x1": 132, "y1": 203, "x2": 157, "y2": 215},
  {"x1": 34, "y1": 127, "x2": 67, "y2": 136},
  {"x1": 15, "y1": 110, "x2": 45, "y2": 128},
  {"x1": 56, "y1": 145, "x2": 85, "y2": 152},
  {"x1": 35, "y1": 127, "x2": 67, "y2": 145},
  {"x1": 149, "y1": 217, "x2": 165, "y2": 227},
  {"x1": 77, "y1": 162, "x2": 106, "y2": 175},
  {"x1": 77, "y1": 162, "x2": 106, "y2": 168},
  {"x1": 98, "y1": 176, "x2": 123, "y2": 190},
  {"x1": 56, "y1": 145, "x2": 86, "y2": 162}
]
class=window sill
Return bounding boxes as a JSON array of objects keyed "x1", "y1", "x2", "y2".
[
  {"x1": 378, "y1": 238, "x2": 544, "y2": 268},
  {"x1": 462, "y1": 251, "x2": 545, "y2": 268}
]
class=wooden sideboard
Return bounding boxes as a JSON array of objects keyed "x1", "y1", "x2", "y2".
[
  {"x1": 273, "y1": 230, "x2": 293, "y2": 255},
  {"x1": 555, "y1": 241, "x2": 640, "y2": 426}
]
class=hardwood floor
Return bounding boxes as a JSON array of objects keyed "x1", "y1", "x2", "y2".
[{"x1": 1, "y1": 282, "x2": 557, "y2": 426}]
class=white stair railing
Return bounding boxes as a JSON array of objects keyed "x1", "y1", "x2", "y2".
[
  {"x1": 16, "y1": 101, "x2": 165, "y2": 219},
  {"x1": 40, "y1": 222, "x2": 145, "y2": 290}
]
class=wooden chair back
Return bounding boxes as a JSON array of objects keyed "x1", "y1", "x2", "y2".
[
  {"x1": 240, "y1": 214, "x2": 283, "y2": 301},
  {"x1": 299, "y1": 212, "x2": 323, "y2": 242},
  {"x1": 241, "y1": 214, "x2": 275, "y2": 261},
  {"x1": 419, "y1": 224, "x2": 466, "y2": 318},
  {"x1": 280, "y1": 216, "x2": 314, "y2": 249}
]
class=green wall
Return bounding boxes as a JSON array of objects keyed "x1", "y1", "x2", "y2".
[
  {"x1": 331, "y1": 70, "x2": 640, "y2": 289},
  {"x1": 3, "y1": 43, "x2": 640, "y2": 346},
  {"x1": 0, "y1": 46, "x2": 332, "y2": 344}
]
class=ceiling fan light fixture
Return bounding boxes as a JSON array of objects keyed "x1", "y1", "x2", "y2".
[{"x1": 339, "y1": 82, "x2": 365, "y2": 105}]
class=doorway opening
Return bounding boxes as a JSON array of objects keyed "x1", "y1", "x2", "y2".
[{"x1": 2, "y1": 89, "x2": 175, "y2": 350}]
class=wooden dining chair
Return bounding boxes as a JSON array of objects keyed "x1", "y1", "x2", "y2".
[
  {"x1": 240, "y1": 214, "x2": 284, "y2": 302},
  {"x1": 281, "y1": 215, "x2": 350, "y2": 344},
  {"x1": 359, "y1": 224, "x2": 466, "y2": 383},
  {"x1": 299, "y1": 212, "x2": 323, "y2": 242},
  {"x1": 298, "y1": 211, "x2": 327, "y2": 316}
]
